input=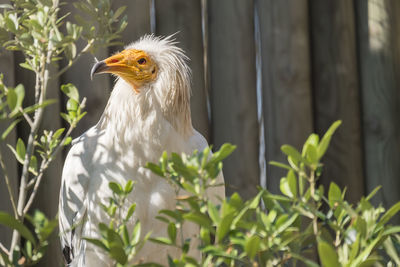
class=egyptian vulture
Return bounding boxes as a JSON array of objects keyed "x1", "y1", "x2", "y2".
[{"x1": 59, "y1": 35, "x2": 225, "y2": 266}]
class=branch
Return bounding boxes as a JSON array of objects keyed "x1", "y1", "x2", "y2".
[
  {"x1": 9, "y1": 12, "x2": 56, "y2": 256},
  {"x1": 0, "y1": 149, "x2": 18, "y2": 217},
  {"x1": 23, "y1": 124, "x2": 75, "y2": 214},
  {"x1": 0, "y1": 241, "x2": 9, "y2": 256},
  {"x1": 18, "y1": 107, "x2": 34, "y2": 128}
]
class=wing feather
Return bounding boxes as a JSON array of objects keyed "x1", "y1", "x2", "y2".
[{"x1": 59, "y1": 137, "x2": 91, "y2": 265}]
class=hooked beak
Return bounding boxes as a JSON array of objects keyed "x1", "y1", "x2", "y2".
[{"x1": 90, "y1": 61, "x2": 109, "y2": 80}]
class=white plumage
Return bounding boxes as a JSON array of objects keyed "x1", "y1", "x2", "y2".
[{"x1": 59, "y1": 35, "x2": 224, "y2": 266}]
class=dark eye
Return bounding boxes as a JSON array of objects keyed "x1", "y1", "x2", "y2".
[{"x1": 137, "y1": 58, "x2": 146, "y2": 65}]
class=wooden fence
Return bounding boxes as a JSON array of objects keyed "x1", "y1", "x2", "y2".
[{"x1": 1, "y1": 0, "x2": 400, "y2": 265}]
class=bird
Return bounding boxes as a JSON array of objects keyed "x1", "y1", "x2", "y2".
[{"x1": 58, "y1": 35, "x2": 225, "y2": 266}]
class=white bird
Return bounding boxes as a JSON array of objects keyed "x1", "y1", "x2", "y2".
[{"x1": 58, "y1": 35, "x2": 225, "y2": 266}]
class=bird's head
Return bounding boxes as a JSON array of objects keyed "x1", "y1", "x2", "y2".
[
  {"x1": 91, "y1": 48, "x2": 158, "y2": 93},
  {"x1": 92, "y1": 35, "x2": 193, "y2": 138}
]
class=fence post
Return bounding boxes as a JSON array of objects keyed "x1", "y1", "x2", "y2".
[
  {"x1": 208, "y1": 0, "x2": 260, "y2": 199},
  {"x1": 155, "y1": 0, "x2": 210, "y2": 141},
  {"x1": 355, "y1": 0, "x2": 400, "y2": 213},
  {"x1": 258, "y1": 0, "x2": 313, "y2": 194},
  {"x1": 310, "y1": 0, "x2": 364, "y2": 204}
]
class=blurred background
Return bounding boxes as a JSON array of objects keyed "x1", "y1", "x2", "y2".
[{"x1": 0, "y1": 0, "x2": 400, "y2": 265}]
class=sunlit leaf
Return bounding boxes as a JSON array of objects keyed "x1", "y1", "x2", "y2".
[
  {"x1": 0, "y1": 211, "x2": 36, "y2": 245},
  {"x1": 317, "y1": 239, "x2": 340, "y2": 267}
]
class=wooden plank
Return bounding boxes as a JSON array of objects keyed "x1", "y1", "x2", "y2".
[
  {"x1": 258, "y1": 0, "x2": 313, "y2": 194},
  {"x1": 155, "y1": 0, "x2": 210, "y2": 140},
  {"x1": 310, "y1": 0, "x2": 364, "y2": 204},
  {"x1": 112, "y1": 0, "x2": 151, "y2": 48},
  {"x1": 0, "y1": 46, "x2": 18, "y2": 247},
  {"x1": 355, "y1": 0, "x2": 400, "y2": 210},
  {"x1": 208, "y1": 0, "x2": 260, "y2": 199}
]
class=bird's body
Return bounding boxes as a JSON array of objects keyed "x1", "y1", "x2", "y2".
[{"x1": 59, "y1": 36, "x2": 224, "y2": 266}]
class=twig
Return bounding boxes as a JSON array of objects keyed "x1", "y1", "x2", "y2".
[
  {"x1": 0, "y1": 241, "x2": 9, "y2": 256},
  {"x1": 18, "y1": 107, "x2": 34, "y2": 128},
  {"x1": 23, "y1": 125, "x2": 75, "y2": 214},
  {"x1": 0, "y1": 150, "x2": 18, "y2": 217},
  {"x1": 309, "y1": 170, "x2": 318, "y2": 236}
]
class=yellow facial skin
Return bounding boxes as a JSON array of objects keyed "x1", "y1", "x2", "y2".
[{"x1": 102, "y1": 49, "x2": 157, "y2": 93}]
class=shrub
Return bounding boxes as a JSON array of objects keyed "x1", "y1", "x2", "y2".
[
  {"x1": 0, "y1": 0, "x2": 126, "y2": 265},
  {"x1": 89, "y1": 121, "x2": 400, "y2": 266}
]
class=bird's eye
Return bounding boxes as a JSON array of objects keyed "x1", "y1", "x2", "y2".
[{"x1": 137, "y1": 58, "x2": 146, "y2": 65}]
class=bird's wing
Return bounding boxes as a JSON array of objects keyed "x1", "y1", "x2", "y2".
[
  {"x1": 188, "y1": 130, "x2": 225, "y2": 203},
  {"x1": 59, "y1": 135, "x2": 92, "y2": 265}
]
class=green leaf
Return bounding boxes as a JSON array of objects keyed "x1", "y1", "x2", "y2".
[
  {"x1": 365, "y1": 186, "x2": 381, "y2": 201},
  {"x1": 183, "y1": 212, "x2": 212, "y2": 230},
  {"x1": 349, "y1": 233, "x2": 361, "y2": 262},
  {"x1": 125, "y1": 203, "x2": 136, "y2": 221},
  {"x1": 145, "y1": 162, "x2": 164, "y2": 177},
  {"x1": 269, "y1": 161, "x2": 292, "y2": 171},
  {"x1": 19, "y1": 62, "x2": 33, "y2": 71},
  {"x1": 29, "y1": 155, "x2": 38, "y2": 175},
  {"x1": 167, "y1": 222, "x2": 176, "y2": 244},
  {"x1": 112, "y1": 6, "x2": 126, "y2": 21},
  {"x1": 377, "y1": 201, "x2": 400, "y2": 229},
  {"x1": 214, "y1": 143, "x2": 237, "y2": 160},
  {"x1": 281, "y1": 145, "x2": 302, "y2": 163},
  {"x1": 0, "y1": 211, "x2": 36, "y2": 246},
  {"x1": 150, "y1": 237, "x2": 173, "y2": 245},
  {"x1": 304, "y1": 143, "x2": 318, "y2": 164},
  {"x1": 383, "y1": 237, "x2": 400, "y2": 265},
  {"x1": 121, "y1": 225, "x2": 129, "y2": 245},
  {"x1": 22, "y1": 99, "x2": 57, "y2": 115},
  {"x1": 317, "y1": 120, "x2": 342, "y2": 159},
  {"x1": 7, "y1": 84, "x2": 25, "y2": 118},
  {"x1": 83, "y1": 237, "x2": 108, "y2": 251},
  {"x1": 350, "y1": 235, "x2": 382, "y2": 267},
  {"x1": 16, "y1": 138, "x2": 26, "y2": 162},
  {"x1": 66, "y1": 98, "x2": 78, "y2": 112},
  {"x1": 302, "y1": 133, "x2": 320, "y2": 156},
  {"x1": 159, "y1": 210, "x2": 182, "y2": 222},
  {"x1": 328, "y1": 182, "x2": 341, "y2": 207},
  {"x1": 291, "y1": 253, "x2": 320, "y2": 267},
  {"x1": 287, "y1": 170, "x2": 297, "y2": 198},
  {"x1": 382, "y1": 225, "x2": 400, "y2": 236},
  {"x1": 7, "y1": 89, "x2": 17, "y2": 112},
  {"x1": 216, "y1": 212, "x2": 235, "y2": 242},
  {"x1": 208, "y1": 143, "x2": 236, "y2": 165},
  {"x1": 124, "y1": 180, "x2": 134, "y2": 194},
  {"x1": 52, "y1": 128, "x2": 65, "y2": 140},
  {"x1": 1, "y1": 119, "x2": 21, "y2": 140},
  {"x1": 131, "y1": 222, "x2": 141, "y2": 245},
  {"x1": 109, "y1": 243, "x2": 127, "y2": 264},
  {"x1": 244, "y1": 235, "x2": 260, "y2": 260},
  {"x1": 61, "y1": 83, "x2": 79, "y2": 101},
  {"x1": 4, "y1": 16, "x2": 17, "y2": 33},
  {"x1": 207, "y1": 201, "x2": 221, "y2": 224},
  {"x1": 317, "y1": 239, "x2": 340, "y2": 267},
  {"x1": 108, "y1": 182, "x2": 123, "y2": 195},
  {"x1": 64, "y1": 136, "x2": 72, "y2": 146},
  {"x1": 276, "y1": 214, "x2": 298, "y2": 234},
  {"x1": 280, "y1": 178, "x2": 292, "y2": 198}
]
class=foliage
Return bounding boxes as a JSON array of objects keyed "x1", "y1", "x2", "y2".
[
  {"x1": 0, "y1": 0, "x2": 127, "y2": 265},
  {"x1": 89, "y1": 121, "x2": 400, "y2": 266},
  {"x1": 0, "y1": 210, "x2": 57, "y2": 266},
  {"x1": 83, "y1": 181, "x2": 152, "y2": 267}
]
